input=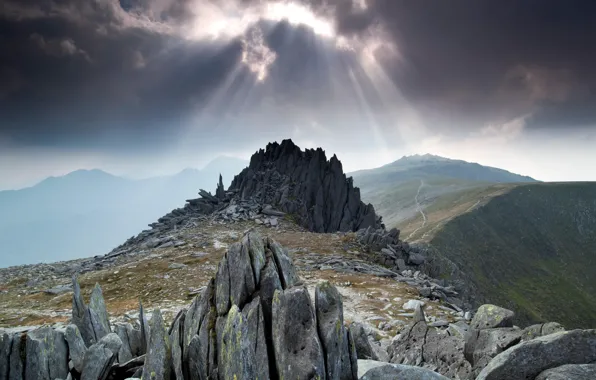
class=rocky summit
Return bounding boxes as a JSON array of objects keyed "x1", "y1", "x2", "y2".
[
  {"x1": 229, "y1": 139, "x2": 383, "y2": 233},
  {"x1": 1, "y1": 140, "x2": 595, "y2": 380}
]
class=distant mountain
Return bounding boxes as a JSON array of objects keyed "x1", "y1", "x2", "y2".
[
  {"x1": 351, "y1": 154, "x2": 537, "y2": 229},
  {"x1": 0, "y1": 157, "x2": 248, "y2": 267}
]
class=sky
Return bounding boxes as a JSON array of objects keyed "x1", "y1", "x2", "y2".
[{"x1": 1, "y1": 0, "x2": 595, "y2": 189}]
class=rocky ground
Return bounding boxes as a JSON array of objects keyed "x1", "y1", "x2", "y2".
[{"x1": 0, "y1": 213, "x2": 467, "y2": 341}]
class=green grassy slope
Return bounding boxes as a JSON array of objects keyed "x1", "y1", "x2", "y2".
[{"x1": 426, "y1": 182, "x2": 596, "y2": 328}]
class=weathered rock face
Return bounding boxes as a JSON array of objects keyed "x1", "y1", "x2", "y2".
[
  {"x1": 535, "y1": 363, "x2": 596, "y2": 380},
  {"x1": 476, "y1": 329, "x2": 596, "y2": 380},
  {"x1": 388, "y1": 305, "x2": 473, "y2": 379},
  {"x1": 229, "y1": 139, "x2": 384, "y2": 233},
  {"x1": 1, "y1": 230, "x2": 356, "y2": 380},
  {"x1": 470, "y1": 304, "x2": 515, "y2": 330}
]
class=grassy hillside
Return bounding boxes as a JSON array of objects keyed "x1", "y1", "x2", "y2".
[{"x1": 425, "y1": 182, "x2": 596, "y2": 328}]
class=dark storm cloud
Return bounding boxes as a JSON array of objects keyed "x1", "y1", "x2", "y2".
[
  {"x1": 363, "y1": 0, "x2": 596, "y2": 130},
  {"x1": 1, "y1": 0, "x2": 595, "y2": 157}
]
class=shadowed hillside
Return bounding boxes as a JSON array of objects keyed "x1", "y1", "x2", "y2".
[{"x1": 424, "y1": 182, "x2": 596, "y2": 328}]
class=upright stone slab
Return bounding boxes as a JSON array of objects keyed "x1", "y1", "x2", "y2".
[
  {"x1": 65, "y1": 324, "x2": 87, "y2": 374},
  {"x1": 0, "y1": 333, "x2": 11, "y2": 379},
  {"x1": 316, "y1": 281, "x2": 350, "y2": 380},
  {"x1": 142, "y1": 309, "x2": 171, "y2": 380},
  {"x1": 272, "y1": 286, "x2": 326, "y2": 380}
]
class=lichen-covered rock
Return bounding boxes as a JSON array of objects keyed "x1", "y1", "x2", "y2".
[
  {"x1": 139, "y1": 302, "x2": 150, "y2": 356},
  {"x1": 9, "y1": 332, "x2": 24, "y2": 380},
  {"x1": 227, "y1": 242, "x2": 256, "y2": 308},
  {"x1": 215, "y1": 255, "x2": 231, "y2": 316},
  {"x1": 268, "y1": 237, "x2": 299, "y2": 289},
  {"x1": 272, "y1": 286, "x2": 326, "y2": 380},
  {"x1": 114, "y1": 324, "x2": 135, "y2": 365},
  {"x1": 521, "y1": 322, "x2": 565, "y2": 341},
  {"x1": 219, "y1": 305, "x2": 258, "y2": 380},
  {"x1": 470, "y1": 304, "x2": 515, "y2": 330},
  {"x1": 89, "y1": 283, "x2": 111, "y2": 337},
  {"x1": 535, "y1": 363, "x2": 596, "y2": 380},
  {"x1": 476, "y1": 329, "x2": 596, "y2": 380},
  {"x1": 0, "y1": 332, "x2": 11, "y2": 379},
  {"x1": 464, "y1": 327, "x2": 522, "y2": 376},
  {"x1": 241, "y1": 297, "x2": 269, "y2": 380},
  {"x1": 359, "y1": 361, "x2": 450, "y2": 380},
  {"x1": 81, "y1": 333, "x2": 122, "y2": 380},
  {"x1": 65, "y1": 324, "x2": 87, "y2": 373},
  {"x1": 168, "y1": 311, "x2": 185, "y2": 380},
  {"x1": 141, "y1": 309, "x2": 171, "y2": 380},
  {"x1": 25, "y1": 326, "x2": 69, "y2": 380},
  {"x1": 315, "y1": 281, "x2": 354, "y2": 380},
  {"x1": 243, "y1": 231, "x2": 266, "y2": 284}
]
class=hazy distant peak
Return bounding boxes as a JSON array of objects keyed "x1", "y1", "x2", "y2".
[
  {"x1": 399, "y1": 153, "x2": 452, "y2": 162},
  {"x1": 36, "y1": 168, "x2": 121, "y2": 186},
  {"x1": 201, "y1": 156, "x2": 248, "y2": 172}
]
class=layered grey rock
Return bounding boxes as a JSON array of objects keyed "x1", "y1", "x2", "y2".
[
  {"x1": 25, "y1": 326, "x2": 69, "y2": 380},
  {"x1": 315, "y1": 281, "x2": 353, "y2": 380},
  {"x1": 535, "y1": 363, "x2": 596, "y2": 380},
  {"x1": 229, "y1": 139, "x2": 383, "y2": 233},
  {"x1": 464, "y1": 327, "x2": 522, "y2": 376},
  {"x1": 389, "y1": 306, "x2": 473, "y2": 379},
  {"x1": 81, "y1": 333, "x2": 122, "y2": 380},
  {"x1": 0, "y1": 333, "x2": 11, "y2": 379},
  {"x1": 521, "y1": 322, "x2": 565, "y2": 341},
  {"x1": 470, "y1": 304, "x2": 515, "y2": 330},
  {"x1": 141, "y1": 310, "x2": 171, "y2": 380},
  {"x1": 64, "y1": 324, "x2": 87, "y2": 373},
  {"x1": 359, "y1": 361, "x2": 450, "y2": 380},
  {"x1": 272, "y1": 286, "x2": 326, "y2": 380},
  {"x1": 349, "y1": 322, "x2": 378, "y2": 361},
  {"x1": 476, "y1": 329, "x2": 596, "y2": 380}
]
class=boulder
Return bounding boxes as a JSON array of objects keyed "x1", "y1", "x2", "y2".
[
  {"x1": 470, "y1": 304, "x2": 515, "y2": 330},
  {"x1": 272, "y1": 286, "x2": 326, "y2": 380},
  {"x1": 535, "y1": 363, "x2": 596, "y2": 380},
  {"x1": 476, "y1": 329, "x2": 596, "y2": 380},
  {"x1": 464, "y1": 327, "x2": 522, "y2": 376},
  {"x1": 81, "y1": 333, "x2": 122, "y2": 380},
  {"x1": 359, "y1": 362, "x2": 450, "y2": 379},
  {"x1": 521, "y1": 322, "x2": 565, "y2": 341}
]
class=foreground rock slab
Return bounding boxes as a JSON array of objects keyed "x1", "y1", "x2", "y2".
[
  {"x1": 358, "y1": 360, "x2": 449, "y2": 380},
  {"x1": 476, "y1": 329, "x2": 596, "y2": 380}
]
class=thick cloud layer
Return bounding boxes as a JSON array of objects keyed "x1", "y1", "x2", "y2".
[{"x1": 1, "y1": 0, "x2": 595, "y2": 187}]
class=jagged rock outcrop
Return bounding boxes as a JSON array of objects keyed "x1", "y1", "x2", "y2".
[
  {"x1": 388, "y1": 304, "x2": 473, "y2": 379},
  {"x1": 229, "y1": 139, "x2": 384, "y2": 233}
]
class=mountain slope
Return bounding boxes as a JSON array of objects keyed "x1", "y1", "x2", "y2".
[
  {"x1": 0, "y1": 157, "x2": 248, "y2": 267},
  {"x1": 351, "y1": 154, "x2": 536, "y2": 231},
  {"x1": 423, "y1": 182, "x2": 596, "y2": 328}
]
